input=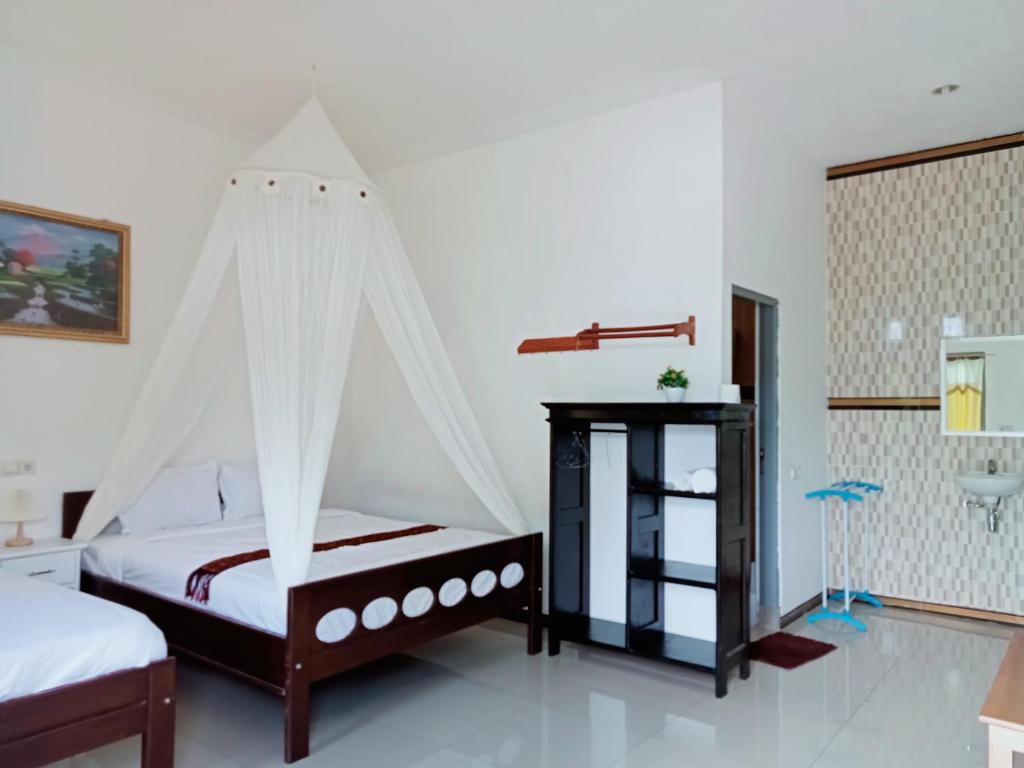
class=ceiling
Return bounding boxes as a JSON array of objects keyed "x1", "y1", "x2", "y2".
[{"x1": 2, "y1": 1, "x2": 1022, "y2": 172}]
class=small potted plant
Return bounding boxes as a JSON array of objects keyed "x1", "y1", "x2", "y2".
[{"x1": 657, "y1": 365, "x2": 689, "y2": 403}]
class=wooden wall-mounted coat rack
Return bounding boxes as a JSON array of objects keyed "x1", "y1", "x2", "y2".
[{"x1": 518, "y1": 316, "x2": 696, "y2": 354}]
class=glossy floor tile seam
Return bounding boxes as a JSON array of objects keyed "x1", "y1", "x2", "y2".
[
  {"x1": 805, "y1": 645, "x2": 901, "y2": 768},
  {"x1": 383, "y1": 687, "x2": 538, "y2": 749}
]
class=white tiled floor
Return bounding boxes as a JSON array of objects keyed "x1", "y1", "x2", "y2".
[{"x1": 49, "y1": 607, "x2": 1011, "y2": 767}]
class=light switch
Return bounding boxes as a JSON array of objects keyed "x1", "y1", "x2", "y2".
[
  {"x1": 0, "y1": 460, "x2": 35, "y2": 477},
  {"x1": 942, "y1": 315, "x2": 964, "y2": 337}
]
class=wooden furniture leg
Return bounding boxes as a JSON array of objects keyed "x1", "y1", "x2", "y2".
[
  {"x1": 285, "y1": 591, "x2": 312, "y2": 764},
  {"x1": 142, "y1": 659, "x2": 176, "y2": 768},
  {"x1": 740, "y1": 659, "x2": 751, "y2": 680},
  {"x1": 284, "y1": 677, "x2": 310, "y2": 764},
  {"x1": 548, "y1": 626, "x2": 561, "y2": 656},
  {"x1": 527, "y1": 534, "x2": 542, "y2": 655}
]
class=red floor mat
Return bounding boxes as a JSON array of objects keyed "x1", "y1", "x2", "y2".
[{"x1": 749, "y1": 632, "x2": 837, "y2": 669}]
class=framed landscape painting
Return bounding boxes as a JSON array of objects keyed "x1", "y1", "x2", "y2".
[{"x1": 0, "y1": 199, "x2": 129, "y2": 343}]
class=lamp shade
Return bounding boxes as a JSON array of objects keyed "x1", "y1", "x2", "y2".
[{"x1": 0, "y1": 489, "x2": 45, "y2": 523}]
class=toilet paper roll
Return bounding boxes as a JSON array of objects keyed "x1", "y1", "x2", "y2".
[{"x1": 720, "y1": 384, "x2": 741, "y2": 404}]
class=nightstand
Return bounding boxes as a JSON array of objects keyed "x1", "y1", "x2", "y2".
[{"x1": 0, "y1": 537, "x2": 87, "y2": 589}]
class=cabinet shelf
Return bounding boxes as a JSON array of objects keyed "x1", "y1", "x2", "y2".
[
  {"x1": 630, "y1": 482, "x2": 716, "y2": 501},
  {"x1": 630, "y1": 558, "x2": 717, "y2": 589},
  {"x1": 569, "y1": 617, "x2": 627, "y2": 650},
  {"x1": 552, "y1": 619, "x2": 716, "y2": 671},
  {"x1": 630, "y1": 629, "x2": 716, "y2": 670}
]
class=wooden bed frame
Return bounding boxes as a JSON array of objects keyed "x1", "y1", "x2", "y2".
[
  {"x1": 0, "y1": 658, "x2": 175, "y2": 768},
  {"x1": 63, "y1": 491, "x2": 542, "y2": 764}
]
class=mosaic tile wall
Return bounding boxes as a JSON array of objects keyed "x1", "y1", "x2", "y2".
[{"x1": 827, "y1": 147, "x2": 1024, "y2": 616}]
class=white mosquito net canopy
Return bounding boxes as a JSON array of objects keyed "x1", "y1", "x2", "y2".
[{"x1": 74, "y1": 96, "x2": 528, "y2": 593}]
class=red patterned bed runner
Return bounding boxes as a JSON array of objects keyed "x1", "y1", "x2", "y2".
[{"x1": 185, "y1": 524, "x2": 446, "y2": 604}]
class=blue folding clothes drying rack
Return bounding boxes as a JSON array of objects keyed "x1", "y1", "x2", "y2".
[
  {"x1": 829, "y1": 481, "x2": 883, "y2": 609},
  {"x1": 804, "y1": 481, "x2": 884, "y2": 632}
]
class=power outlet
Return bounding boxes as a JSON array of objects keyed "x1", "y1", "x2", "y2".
[{"x1": 0, "y1": 460, "x2": 35, "y2": 477}]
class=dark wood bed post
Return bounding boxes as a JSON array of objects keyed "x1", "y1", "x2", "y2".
[
  {"x1": 142, "y1": 659, "x2": 176, "y2": 768},
  {"x1": 284, "y1": 587, "x2": 313, "y2": 763}
]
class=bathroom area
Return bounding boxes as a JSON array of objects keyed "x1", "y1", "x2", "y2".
[{"x1": 826, "y1": 146, "x2": 1024, "y2": 622}]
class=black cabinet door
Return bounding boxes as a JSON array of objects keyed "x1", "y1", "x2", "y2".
[
  {"x1": 716, "y1": 423, "x2": 751, "y2": 671},
  {"x1": 549, "y1": 421, "x2": 590, "y2": 616}
]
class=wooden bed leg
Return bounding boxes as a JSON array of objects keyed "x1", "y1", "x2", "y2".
[
  {"x1": 284, "y1": 676, "x2": 310, "y2": 764},
  {"x1": 527, "y1": 533, "x2": 543, "y2": 656},
  {"x1": 285, "y1": 588, "x2": 312, "y2": 764},
  {"x1": 142, "y1": 659, "x2": 176, "y2": 768}
]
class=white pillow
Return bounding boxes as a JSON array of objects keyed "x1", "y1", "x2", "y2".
[
  {"x1": 119, "y1": 462, "x2": 222, "y2": 534},
  {"x1": 219, "y1": 463, "x2": 264, "y2": 520}
]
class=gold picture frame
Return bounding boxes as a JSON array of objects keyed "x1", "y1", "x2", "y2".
[{"x1": 0, "y1": 199, "x2": 130, "y2": 343}]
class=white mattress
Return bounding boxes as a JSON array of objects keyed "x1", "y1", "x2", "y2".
[
  {"x1": 0, "y1": 569, "x2": 166, "y2": 702},
  {"x1": 83, "y1": 508, "x2": 505, "y2": 636}
]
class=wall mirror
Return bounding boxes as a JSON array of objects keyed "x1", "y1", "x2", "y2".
[{"x1": 942, "y1": 334, "x2": 1024, "y2": 436}]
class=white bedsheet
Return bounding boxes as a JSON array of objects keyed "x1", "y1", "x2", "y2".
[
  {"x1": 0, "y1": 569, "x2": 166, "y2": 702},
  {"x1": 83, "y1": 508, "x2": 505, "y2": 636}
]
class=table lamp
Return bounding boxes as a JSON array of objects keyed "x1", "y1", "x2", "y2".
[{"x1": 1, "y1": 489, "x2": 45, "y2": 547}]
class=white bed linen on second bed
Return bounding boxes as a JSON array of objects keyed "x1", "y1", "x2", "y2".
[
  {"x1": 0, "y1": 569, "x2": 166, "y2": 701},
  {"x1": 83, "y1": 508, "x2": 505, "y2": 636}
]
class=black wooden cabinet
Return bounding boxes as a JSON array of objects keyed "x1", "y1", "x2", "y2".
[{"x1": 544, "y1": 402, "x2": 753, "y2": 697}]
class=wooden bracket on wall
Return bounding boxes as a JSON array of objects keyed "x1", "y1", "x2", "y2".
[{"x1": 518, "y1": 316, "x2": 696, "y2": 354}]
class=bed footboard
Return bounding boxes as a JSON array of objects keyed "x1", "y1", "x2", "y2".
[
  {"x1": 282, "y1": 532, "x2": 542, "y2": 762},
  {"x1": 0, "y1": 658, "x2": 175, "y2": 768}
]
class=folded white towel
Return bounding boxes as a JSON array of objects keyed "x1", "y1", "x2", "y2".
[
  {"x1": 691, "y1": 467, "x2": 717, "y2": 494},
  {"x1": 672, "y1": 471, "x2": 693, "y2": 492}
]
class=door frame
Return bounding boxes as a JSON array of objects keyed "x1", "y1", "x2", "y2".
[{"x1": 732, "y1": 286, "x2": 781, "y2": 619}]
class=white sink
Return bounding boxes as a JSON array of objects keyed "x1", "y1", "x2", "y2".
[{"x1": 956, "y1": 471, "x2": 1024, "y2": 501}]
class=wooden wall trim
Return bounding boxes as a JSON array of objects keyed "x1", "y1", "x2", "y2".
[
  {"x1": 779, "y1": 594, "x2": 820, "y2": 629},
  {"x1": 828, "y1": 397, "x2": 940, "y2": 411},
  {"x1": 782, "y1": 592, "x2": 1023, "y2": 628},
  {"x1": 827, "y1": 131, "x2": 1024, "y2": 180},
  {"x1": 876, "y1": 594, "x2": 1024, "y2": 628}
]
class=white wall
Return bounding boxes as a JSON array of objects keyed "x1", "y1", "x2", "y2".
[
  {"x1": 0, "y1": 58, "x2": 826, "y2": 619},
  {"x1": 722, "y1": 82, "x2": 828, "y2": 614},
  {"x1": 0, "y1": 49, "x2": 251, "y2": 538},
  {"x1": 324, "y1": 84, "x2": 725, "y2": 533}
]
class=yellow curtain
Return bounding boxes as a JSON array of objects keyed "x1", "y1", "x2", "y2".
[
  {"x1": 946, "y1": 357, "x2": 984, "y2": 431},
  {"x1": 947, "y1": 386, "x2": 983, "y2": 431}
]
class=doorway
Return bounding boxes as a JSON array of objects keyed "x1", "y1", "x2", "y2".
[{"x1": 732, "y1": 288, "x2": 780, "y2": 628}]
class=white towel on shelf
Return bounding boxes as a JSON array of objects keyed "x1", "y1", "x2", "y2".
[
  {"x1": 671, "y1": 471, "x2": 693, "y2": 492},
  {"x1": 691, "y1": 468, "x2": 717, "y2": 494}
]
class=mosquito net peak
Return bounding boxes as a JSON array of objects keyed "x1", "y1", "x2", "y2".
[{"x1": 74, "y1": 96, "x2": 528, "y2": 593}]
